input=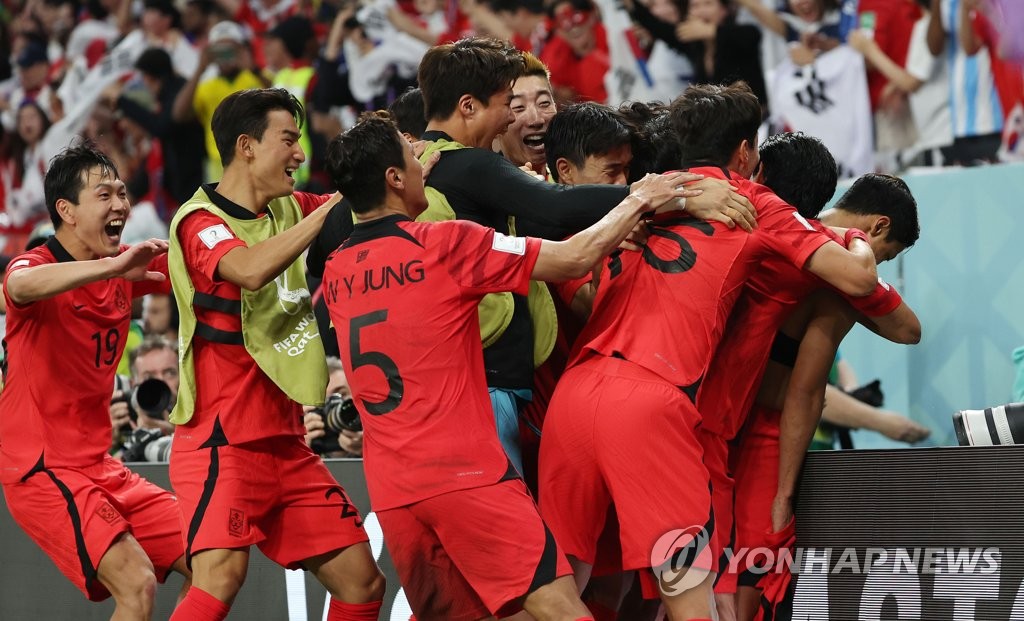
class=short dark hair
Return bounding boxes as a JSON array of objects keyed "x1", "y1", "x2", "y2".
[
  {"x1": 44, "y1": 143, "x2": 120, "y2": 229},
  {"x1": 670, "y1": 82, "x2": 762, "y2": 168},
  {"x1": 616, "y1": 100, "x2": 682, "y2": 180},
  {"x1": 488, "y1": 0, "x2": 543, "y2": 15},
  {"x1": 546, "y1": 102, "x2": 631, "y2": 183},
  {"x1": 758, "y1": 132, "x2": 838, "y2": 219},
  {"x1": 212, "y1": 88, "x2": 304, "y2": 167},
  {"x1": 135, "y1": 47, "x2": 174, "y2": 81},
  {"x1": 388, "y1": 87, "x2": 427, "y2": 140},
  {"x1": 834, "y1": 174, "x2": 920, "y2": 248},
  {"x1": 325, "y1": 113, "x2": 406, "y2": 213},
  {"x1": 418, "y1": 37, "x2": 525, "y2": 121}
]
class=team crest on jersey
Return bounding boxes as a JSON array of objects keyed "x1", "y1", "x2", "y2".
[
  {"x1": 114, "y1": 287, "x2": 129, "y2": 313},
  {"x1": 356, "y1": 249, "x2": 370, "y2": 263},
  {"x1": 96, "y1": 502, "x2": 119, "y2": 524},
  {"x1": 228, "y1": 508, "x2": 246, "y2": 537}
]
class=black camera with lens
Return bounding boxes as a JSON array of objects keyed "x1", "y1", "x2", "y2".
[
  {"x1": 113, "y1": 377, "x2": 174, "y2": 428},
  {"x1": 309, "y1": 394, "x2": 361, "y2": 454},
  {"x1": 122, "y1": 428, "x2": 174, "y2": 462}
]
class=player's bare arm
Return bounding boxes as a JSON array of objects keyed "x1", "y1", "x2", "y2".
[
  {"x1": 531, "y1": 172, "x2": 697, "y2": 282},
  {"x1": 856, "y1": 299, "x2": 922, "y2": 345},
  {"x1": 772, "y1": 293, "x2": 856, "y2": 532},
  {"x1": 215, "y1": 193, "x2": 341, "y2": 291},
  {"x1": 6, "y1": 239, "x2": 168, "y2": 305},
  {"x1": 802, "y1": 229, "x2": 878, "y2": 297}
]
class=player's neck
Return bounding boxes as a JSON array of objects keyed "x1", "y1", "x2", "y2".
[
  {"x1": 215, "y1": 169, "x2": 273, "y2": 215},
  {"x1": 355, "y1": 199, "x2": 413, "y2": 224},
  {"x1": 425, "y1": 118, "x2": 488, "y2": 149},
  {"x1": 54, "y1": 228, "x2": 101, "y2": 261}
]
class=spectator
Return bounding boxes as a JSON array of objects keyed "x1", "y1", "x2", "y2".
[
  {"x1": 960, "y1": 0, "x2": 1024, "y2": 133},
  {"x1": 928, "y1": 0, "x2": 1003, "y2": 164},
  {"x1": 849, "y1": 0, "x2": 953, "y2": 166},
  {"x1": 172, "y1": 20, "x2": 266, "y2": 181},
  {"x1": 180, "y1": 0, "x2": 224, "y2": 46},
  {"x1": 119, "y1": 0, "x2": 200, "y2": 79},
  {"x1": 264, "y1": 16, "x2": 318, "y2": 185},
  {"x1": 141, "y1": 292, "x2": 179, "y2": 340},
  {"x1": 487, "y1": 0, "x2": 549, "y2": 55},
  {"x1": 303, "y1": 356, "x2": 363, "y2": 457},
  {"x1": 541, "y1": 0, "x2": 610, "y2": 103},
  {"x1": 628, "y1": 0, "x2": 769, "y2": 113},
  {"x1": 630, "y1": 0, "x2": 696, "y2": 103},
  {"x1": 115, "y1": 47, "x2": 205, "y2": 207},
  {"x1": 111, "y1": 336, "x2": 180, "y2": 447},
  {"x1": 0, "y1": 101, "x2": 51, "y2": 254},
  {"x1": 2, "y1": 40, "x2": 55, "y2": 131}
]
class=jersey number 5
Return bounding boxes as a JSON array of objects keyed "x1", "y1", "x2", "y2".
[{"x1": 349, "y1": 310, "x2": 404, "y2": 415}]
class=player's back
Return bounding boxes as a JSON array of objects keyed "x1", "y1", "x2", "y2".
[
  {"x1": 321, "y1": 215, "x2": 539, "y2": 511},
  {"x1": 698, "y1": 220, "x2": 837, "y2": 439}
]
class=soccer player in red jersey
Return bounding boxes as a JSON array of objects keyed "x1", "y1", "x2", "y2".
[
  {"x1": 694, "y1": 137, "x2": 922, "y2": 619},
  {"x1": 728, "y1": 173, "x2": 922, "y2": 621},
  {"x1": 166, "y1": 89, "x2": 383, "y2": 621},
  {"x1": 537, "y1": 82, "x2": 882, "y2": 621},
  {"x1": 0, "y1": 144, "x2": 190, "y2": 619},
  {"x1": 321, "y1": 112, "x2": 696, "y2": 621}
]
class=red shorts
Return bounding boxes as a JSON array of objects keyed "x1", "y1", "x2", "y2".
[
  {"x1": 3, "y1": 456, "x2": 183, "y2": 601},
  {"x1": 376, "y1": 479, "x2": 572, "y2": 620},
  {"x1": 732, "y1": 405, "x2": 783, "y2": 589},
  {"x1": 699, "y1": 426, "x2": 735, "y2": 593},
  {"x1": 171, "y1": 435, "x2": 368, "y2": 569},
  {"x1": 538, "y1": 355, "x2": 713, "y2": 573}
]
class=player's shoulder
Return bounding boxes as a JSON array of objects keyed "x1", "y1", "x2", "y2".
[{"x1": 7, "y1": 243, "x2": 56, "y2": 273}]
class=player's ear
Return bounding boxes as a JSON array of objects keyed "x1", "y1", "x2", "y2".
[
  {"x1": 385, "y1": 166, "x2": 404, "y2": 191},
  {"x1": 871, "y1": 215, "x2": 891, "y2": 238},
  {"x1": 236, "y1": 134, "x2": 253, "y2": 160},
  {"x1": 555, "y1": 158, "x2": 574, "y2": 185},
  {"x1": 55, "y1": 198, "x2": 76, "y2": 226},
  {"x1": 458, "y1": 94, "x2": 475, "y2": 119}
]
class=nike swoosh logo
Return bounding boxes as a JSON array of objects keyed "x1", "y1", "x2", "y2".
[{"x1": 72, "y1": 304, "x2": 85, "y2": 310}]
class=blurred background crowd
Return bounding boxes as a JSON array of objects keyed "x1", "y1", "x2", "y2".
[{"x1": 0, "y1": 0, "x2": 1019, "y2": 257}]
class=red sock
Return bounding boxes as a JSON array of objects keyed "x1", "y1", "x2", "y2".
[
  {"x1": 327, "y1": 599, "x2": 383, "y2": 621},
  {"x1": 584, "y1": 600, "x2": 619, "y2": 621},
  {"x1": 169, "y1": 587, "x2": 230, "y2": 621}
]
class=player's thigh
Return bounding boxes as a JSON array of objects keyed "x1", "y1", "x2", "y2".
[
  {"x1": 109, "y1": 461, "x2": 186, "y2": 581},
  {"x1": 376, "y1": 504, "x2": 491, "y2": 621}
]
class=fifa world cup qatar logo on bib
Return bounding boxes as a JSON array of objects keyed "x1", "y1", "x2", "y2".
[{"x1": 650, "y1": 525, "x2": 714, "y2": 596}]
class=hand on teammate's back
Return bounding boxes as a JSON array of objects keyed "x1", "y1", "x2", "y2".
[
  {"x1": 629, "y1": 171, "x2": 705, "y2": 210},
  {"x1": 684, "y1": 178, "x2": 759, "y2": 232}
]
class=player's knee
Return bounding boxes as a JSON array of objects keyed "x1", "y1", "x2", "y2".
[
  {"x1": 110, "y1": 565, "x2": 158, "y2": 612},
  {"x1": 334, "y1": 566, "x2": 386, "y2": 603}
]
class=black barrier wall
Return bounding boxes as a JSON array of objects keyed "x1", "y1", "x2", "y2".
[{"x1": 2, "y1": 448, "x2": 1023, "y2": 620}]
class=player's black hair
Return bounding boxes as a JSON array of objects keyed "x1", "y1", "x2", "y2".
[
  {"x1": 418, "y1": 37, "x2": 525, "y2": 121},
  {"x1": 758, "y1": 132, "x2": 838, "y2": 219},
  {"x1": 388, "y1": 87, "x2": 428, "y2": 140},
  {"x1": 834, "y1": 174, "x2": 920, "y2": 248},
  {"x1": 212, "y1": 88, "x2": 304, "y2": 168},
  {"x1": 545, "y1": 102, "x2": 632, "y2": 183},
  {"x1": 616, "y1": 100, "x2": 683, "y2": 179},
  {"x1": 326, "y1": 112, "x2": 407, "y2": 214},
  {"x1": 44, "y1": 142, "x2": 120, "y2": 229},
  {"x1": 670, "y1": 81, "x2": 762, "y2": 169}
]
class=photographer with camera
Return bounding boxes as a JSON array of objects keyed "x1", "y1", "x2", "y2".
[
  {"x1": 303, "y1": 357, "x2": 363, "y2": 458},
  {"x1": 111, "y1": 336, "x2": 180, "y2": 461}
]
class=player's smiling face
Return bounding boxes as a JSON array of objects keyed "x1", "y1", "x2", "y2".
[
  {"x1": 498, "y1": 75, "x2": 557, "y2": 171},
  {"x1": 60, "y1": 166, "x2": 130, "y2": 259},
  {"x1": 251, "y1": 109, "x2": 305, "y2": 200},
  {"x1": 479, "y1": 86, "x2": 517, "y2": 146}
]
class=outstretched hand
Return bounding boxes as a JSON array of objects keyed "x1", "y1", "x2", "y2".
[{"x1": 111, "y1": 239, "x2": 168, "y2": 282}]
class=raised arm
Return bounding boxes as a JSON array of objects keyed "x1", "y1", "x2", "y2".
[
  {"x1": 6, "y1": 239, "x2": 168, "y2": 305},
  {"x1": 849, "y1": 30, "x2": 926, "y2": 93},
  {"x1": 735, "y1": 0, "x2": 787, "y2": 37},
  {"x1": 215, "y1": 195, "x2": 341, "y2": 290},
  {"x1": 531, "y1": 173, "x2": 692, "y2": 281}
]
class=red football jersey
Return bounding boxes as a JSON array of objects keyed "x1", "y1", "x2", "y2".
[
  {"x1": 570, "y1": 167, "x2": 833, "y2": 394},
  {"x1": 321, "y1": 215, "x2": 541, "y2": 511},
  {"x1": 172, "y1": 189, "x2": 330, "y2": 451},
  {"x1": 0, "y1": 238, "x2": 169, "y2": 483},
  {"x1": 697, "y1": 219, "x2": 875, "y2": 439}
]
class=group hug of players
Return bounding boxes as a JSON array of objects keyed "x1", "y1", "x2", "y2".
[{"x1": 0, "y1": 35, "x2": 920, "y2": 621}]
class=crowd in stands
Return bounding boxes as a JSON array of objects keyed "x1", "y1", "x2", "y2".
[{"x1": 0, "y1": 0, "x2": 1020, "y2": 261}]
